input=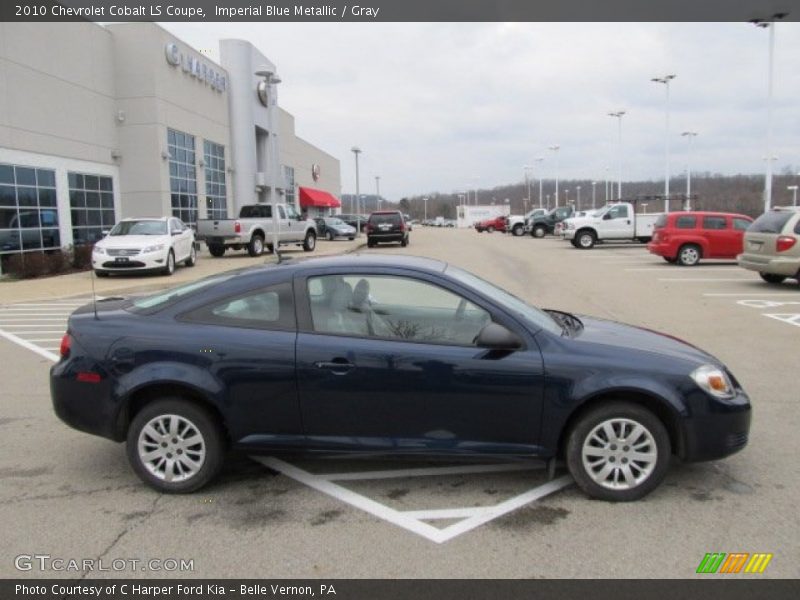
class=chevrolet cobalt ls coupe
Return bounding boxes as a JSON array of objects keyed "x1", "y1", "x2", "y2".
[{"x1": 51, "y1": 255, "x2": 750, "y2": 501}]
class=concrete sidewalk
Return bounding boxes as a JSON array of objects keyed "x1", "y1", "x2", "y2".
[{"x1": 0, "y1": 237, "x2": 364, "y2": 304}]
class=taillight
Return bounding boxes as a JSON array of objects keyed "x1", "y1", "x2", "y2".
[
  {"x1": 234, "y1": 220, "x2": 241, "y2": 234},
  {"x1": 776, "y1": 236, "x2": 796, "y2": 253},
  {"x1": 399, "y1": 221, "x2": 406, "y2": 232},
  {"x1": 366, "y1": 223, "x2": 373, "y2": 233},
  {"x1": 59, "y1": 334, "x2": 71, "y2": 358},
  {"x1": 76, "y1": 372, "x2": 102, "y2": 383}
]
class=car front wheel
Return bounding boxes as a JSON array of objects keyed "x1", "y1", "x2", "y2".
[
  {"x1": 185, "y1": 244, "x2": 197, "y2": 267},
  {"x1": 512, "y1": 224, "x2": 524, "y2": 236},
  {"x1": 532, "y1": 225, "x2": 546, "y2": 238},
  {"x1": 566, "y1": 402, "x2": 670, "y2": 502},
  {"x1": 303, "y1": 231, "x2": 316, "y2": 251},
  {"x1": 759, "y1": 272, "x2": 786, "y2": 284},
  {"x1": 577, "y1": 230, "x2": 596, "y2": 249},
  {"x1": 127, "y1": 398, "x2": 225, "y2": 493},
  {"x1": 163, "y1": 250, "x2": 176, "y2": 276}
]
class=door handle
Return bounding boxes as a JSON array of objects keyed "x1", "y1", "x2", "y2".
[{"x1": 314, "y1": 359, "x2": 355, "y2": 373}]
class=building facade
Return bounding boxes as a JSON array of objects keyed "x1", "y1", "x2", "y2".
[{"x1": 0, "y1": 22, "x2": 341, "y2": 261}]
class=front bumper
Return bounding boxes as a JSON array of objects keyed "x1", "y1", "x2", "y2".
[
  {"x1": 92, "y1": 248, "x2": 169, "y2": 272},
  {"x1": 738, "y1": 253, "x2": 800, "y2": 277},
  {"x1": 679, "y1": 388, "x2": 751, "y2": 462},
  {"x1": 562, "y1": 229, "x2": 576, "y2": 240}
]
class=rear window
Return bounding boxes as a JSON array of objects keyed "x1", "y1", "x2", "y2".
[
  {"x1": 749, "y1": 211, "x2": 793, "y2": 234},
  {"x1": 702, "y1": 216, "x2": 727, "y2": 230},
  {"x1": 369, "y1": 212, "x2": 402, "y2": 225},
  {"x1": 239, "y1": 205, "x2": 271, "y2": 219},
  {"x1": 675, "y1": 216, "x2": 696, "y2": 229},
  {"x1": 130, "y1": 273, "x2": 236, "y2": 311}
]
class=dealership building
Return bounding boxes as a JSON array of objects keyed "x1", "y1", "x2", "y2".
[{"x1": 0, "y1": 21, "x2": 342, "y2": 258}]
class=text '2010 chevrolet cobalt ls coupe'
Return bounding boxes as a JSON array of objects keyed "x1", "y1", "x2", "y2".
[{"x1": 51, "y1": 255, "x2": 751, "y2": 501}]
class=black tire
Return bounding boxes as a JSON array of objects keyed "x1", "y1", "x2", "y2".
[
  {"x1": 512, "y1": 224, "x2": 524, "y2": 237},
  {"x1": 367, "y1": 240, "x2": 376, "y2": 248},
  {"x1": 576, "y1": 229, "x2": 596, "y2": 249},
  {"x1": 570, "y1": 239, "x2": 580, "y2": 248},
  {"x1": 208, "y1": 244, "x2": 225, "y2": 257},
  {"x1": 326, "y1": 231, "x2": 334, "y2": 241},
  {"x1": 126, "y1": 398, "x2": 225, "y2": 494},
  {"x1": 401, "y1": 236, "x2": 409, "y2": 247},
  {"x1": 266, "y1": 244, "x2": 274, "y2": 254},
  {"x1": 94, "y1": 270, "x2": 109, "y2": 277},
  {"x1": 248, "y1": 235, "x2": 264, "y2": 257},
  {"x1": 487, "y1": 226, "x2": 495, "y2": 233},
  {"x1": 184, "y1": 244, "x2": 197, "y2": 267},
  {"x1": 163, "y1": 250, "x2": 176, "y2": 276},
  {"x1": 348, "y1": 237, "x2": 355, "y2": 241},
  {"x1": 566, "y1": 401, "x2": 670, "y2": 502},
  {"x1": 303, "y1": 231, "x2": 316, "y2": 252},
  {"x1": 677, "y1": 243, "x2": 701, "y2": 266},
  {"x1": 663, "y1": 256, "x2": 677, "y2": 264},
  {"x1": 759, "y1": 272, "x2": 786, "y2": 284},
  {"x1": 636, "y1": 237, "x2": 652, "y2": 244},
  {"x1": 532, "y1": 225, "x2": 546, "y2": 238}
]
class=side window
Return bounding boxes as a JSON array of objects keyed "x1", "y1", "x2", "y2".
[
  {"x1": 307, "y1": 275, "x2": 492, "y2": 346},
  {"x1": 795, "y1": 218, "x2": 800, "y2": 235},
  {"x1": 285, "y1": 205, "x2": 299, "y2": 219},
  {"x1": 179, "y1": 283, "x2": 295, "y2": 330},
  {"x1": 278, "y1": 206, "x2": 287, "y2": 219},
  {"x1": 608, "y1": 205, "x2": 629, "y2": 219},
  {"x1": 702, "y1": 216, "x2": 727, "y2": 230},
  {"x1": 675, "y1": 216, "x2": 697, "y2": 229},
  {"x1": 733, "y1": 218, "x2": 751, "y2": 231}
]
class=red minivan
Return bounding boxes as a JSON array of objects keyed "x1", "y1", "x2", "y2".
[{"x1": 647, "y1": 211, "x2": 753, "y2": 266}]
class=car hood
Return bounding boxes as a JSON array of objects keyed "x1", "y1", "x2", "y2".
[
  {"x1": 575, "y1": 315, "x2": 718, "y2": 367},
  {"x1": 97, "y1": 235, "x2": 170, "y2": 248}
]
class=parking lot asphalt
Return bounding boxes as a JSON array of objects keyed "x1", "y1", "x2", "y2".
[{"x1": 1, "y1": 227, "x2": 797, "y2": 579}]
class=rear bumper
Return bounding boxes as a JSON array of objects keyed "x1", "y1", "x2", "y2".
[
  {"x1": 738, "y1": 253, "x2": 800, "y2": 277},
  {"x1": 647, "y1": 241, "x2": 672, "y2": 257},
  {"x1": 203, "y1": 235, "x2": 245, "y2": 246},
  {"x1": 368, "y1": 232, "x2": 406, "y2": 243}
]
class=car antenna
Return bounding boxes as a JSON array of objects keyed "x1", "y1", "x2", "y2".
[{"x1": 90, "y1": 265, "x2": 99, "y2": 320}]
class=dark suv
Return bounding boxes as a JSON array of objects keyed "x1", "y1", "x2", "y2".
[{"x1": 367, "y1": 211, "x2": 409, "y2": 247}]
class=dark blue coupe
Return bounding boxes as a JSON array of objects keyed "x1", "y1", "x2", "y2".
[{"x1": 50, "y1": 255, "x2": 751, "y2": 501}]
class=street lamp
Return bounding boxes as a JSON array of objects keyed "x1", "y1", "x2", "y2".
[
  {"x1": 576, "y1": 185, "x2": 581, "y2": 209},
  {"x1": 564, "y1": 189, "x2": 569, "y2": 204},
  {"x1": 523, "y1": 165, "x2": 533, "y2": 213},
  {"x1": 788, "y1": 185, "x2": 799, "y2": 207},
  {"x1": 591, "y1": 181, "x2": 597, "y2": 209},
  {"x1": 651, "y1": 74, "x2": 677, "y2": 212},
  {"x1": 423, "y1": 196, "x2": 429, "y2": 221},
  {"x1": 548, "y1": 145, "x2": 560, "y2": 207},
  {"x1": 604, "y1": 166, "x2": 610, "y2": 203},
  {"x1": 351, "y1": 146, "x2": 362, "y2": 237},
  {"x1": 375, "y1": 175, "x2": 381, "y2": 210},
  {"x1": 752, "y1": 13, "x2": 788, "y2": 211},
  {"x1": 608, "y1": 111, "x2": 625, "y2": 200},
  {"x1": 681, "y1": 131, "x2": 698, "y2": 210},
  {"x1": 254, "y1": 68, "x2": 282, "y2": 254},
  {"x1": 545, "y1": 194, "x2": 550, "y2": 209},
  {"x1": 534, "y1": 157, "x2": 544, "y2": 208}
]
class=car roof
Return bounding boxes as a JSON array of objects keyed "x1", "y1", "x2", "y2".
[
  {"x1": 370, "y1": 210, "x2": 402, "y2": 215},
  {"x1": 119, "y1": 217, "x2": 169, "y2": 222},
  {"x1": 232, "y1": 254, "x2": 447, "y2": 280},
  {"x1": 667, "y1": 211, "x2": 751, "y2": 218}
]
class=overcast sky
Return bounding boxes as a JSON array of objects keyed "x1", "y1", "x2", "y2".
[{"x1": 162, "y1": 22, "x2": 800, "y2": 200}]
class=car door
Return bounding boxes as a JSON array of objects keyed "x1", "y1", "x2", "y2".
[
  {"x1": 602, "y1": 204, "x2": 632, "y2": 239},
  {"x1": 701, "y1": 215, "x2": 731, "y2": 258},
  {"x1": 284, "y1": 204, "x2": 306, "y2": 239},
  {"x1": 294, "y1": 270, "x2": 546, "y2": 454}
]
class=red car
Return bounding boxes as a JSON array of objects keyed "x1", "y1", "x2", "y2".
[
  {"x1": 647, "y1": 211, "x2": 753, "y2": 266},
  {"x1": 474, "y1": 215, "x2": 508, "y2": 233}
]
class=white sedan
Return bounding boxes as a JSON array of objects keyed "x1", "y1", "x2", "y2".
[{"x1": 92, "y1": 217, "x2": 197, "y2": 277}]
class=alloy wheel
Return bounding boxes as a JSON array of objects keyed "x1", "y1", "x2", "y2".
[
  {"x1": 137, "y1": 414, "x2": 206, "y2": 483},
  {"x1": 581, "y1": 418, "x2": 657, "y2": 491}
]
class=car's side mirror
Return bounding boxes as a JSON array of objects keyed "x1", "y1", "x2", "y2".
[
  {"x1": 101, "y1": 229, "x2": 110, "y2": 236},
  {"x1": 171, "y1": 230, "x2": 181, "y2": 236},
  {"x1": 603, "y1": 213, "x2": 612, "y2": 220},
  {"x1": 475, "y1": 322, "x2": 523, "y2": 350}
]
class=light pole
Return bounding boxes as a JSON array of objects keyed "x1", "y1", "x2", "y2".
[
  {"x1": 545, "y1": 194, "x2": 550, "y2": 209},
  {"x1": 604, "y1": 166, "x2": 610, "y2": 203},
  {"x1": 576, "y1": 185, "x2": 581, "y2": 209},
  {"x1": 564, "y1": 189, "x2": 569, "y2": 205},
  {"x1": 535, "y1": 157, "x2": 544, "y2": 208},
  {"x1": 591, "y1": 181, "x2": 597, "y2": 209},
  {"x1": 788, "y1": 185, "x2": 798, "y2": 206},
  {"x1": 375, "y1": 175, "x2": 381, "y2": 210},
  {"x1": 254, "y1": 68, "x2": 282, "y2": 254},
  {"x1": 752, "y1": 14, "x2": 787, "y2": 211},
  {"x1": 423, "y1": 197, "x2": 429, "y2": 221},
  {"x1": 351, "y1": 146, "x2": 362, "y2": 237},
  {"x1": 523, "y1": 165, "x2": 533, "y2": 213},
  {"x1": 651, "y1": 74, "x2": 677, "y2": 212},
  {"x1": 608, "y1": 111, "x2": 625, "y2": 200},
  {"x1": 681, "y1": 131, "x2": 698, "y2": 210},
  {"x1": 548, "y1": 145, "x2": 560, "y2": 207}
]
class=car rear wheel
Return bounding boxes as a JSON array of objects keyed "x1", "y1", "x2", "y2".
[
  {"x1": 512, "y1": 224, "x2": 524, "y2": 236},
  {"x1": 401, "y1": 236, "x2": 409, "y2": 247},
  {"x1": 759, "y1": 272, "x2": 786, "y2": 284},
  {"x1": 303, "y1": 231, "x2": 316, "y2": 252},
  {"x1": 677, "y1": 244, "x2": 701, "y2": 266},
  {"x1": 184, "y1": 244, "x2": 196, "y2": 267},
  {"x1": 208, "y1": 244, "x2": 225, "y2": 257},
  {"x1": 326, "y1": 231, "x2": 334, "y2": 241},
  {"x1": 163, "y1": 250, "x2": 176, "y2": 276},
  {"x1": 248, "y1": 235, "x2": 264, "y2": 257},
  {"x1": 127, "y1": 398, "x2": 225, "y2": 493},
  {"x1": 566, "y1": 402, "x2": 670, "y2": 502},
  {"x1": 487, "y1": 226, "x2": 495, "y2": 233},
  {"x1": 532, "y1": 225, "x2": 546, "y2": 238}
]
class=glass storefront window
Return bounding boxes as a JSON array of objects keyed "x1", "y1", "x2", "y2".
[
  {"x1": 0, "y1": 163, "x2": 60, "y2": 254},
  {"x1": 168, "y1": 128, "x2": 198, "y2": 226},
  {"x1": 68, "y1": 172, "x2": 115, "y2": 246},
  {"x1": 283, "y1": 165, "x2": 296, "y2": 206},
  {"x1": 203, "y1": 140, "x2": 227, "y2": 220}
]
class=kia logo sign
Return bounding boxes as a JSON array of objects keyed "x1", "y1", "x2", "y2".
[{"x1": 312, "y1": 164, "x2": 321, "y2": 181}]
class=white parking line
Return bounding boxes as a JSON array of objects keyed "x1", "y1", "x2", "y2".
[
  {"x1": 657, "y1": 278, "x2": 752, "y2": 282},
  {"x1": 703, "y1": 292, "x2": 799, "y2": 296},
  {"x1": 626, "y1": 267, "x2": 739, "y2": 272},
  {"x1": 763, "y1": 314, "x2": 800, "y2": 328},
  {"x1": 0, "y1": 329, "x2": 60, "y2": 362},
  {"x1": 258, "y1": 456, "x2": 573, "y2": 543}
]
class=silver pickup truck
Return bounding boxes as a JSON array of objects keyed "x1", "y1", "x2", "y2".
[{"x1": 196, "y1": 203, "x2": 318, "y2": 257}]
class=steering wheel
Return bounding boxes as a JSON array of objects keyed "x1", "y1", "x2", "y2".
[{"x1": 455, "y1": 298, "x2": 467, "y2": 321}]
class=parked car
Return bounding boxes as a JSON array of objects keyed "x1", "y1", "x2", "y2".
[
  {"x1": 647, "y1": 211, "x2": 753, "y2": 266},
  {"x1": 92, "y1": 217, "x2": 196, "y2": 277},
  {"x1": 562, "y1": 202, "x2": 660, "y2": 249},
  {"x1": 314, "y1": 217, "x2": 356, "y2": 241},
  {"x1": 197, "y1": 203, "x2": 316, "y2": 257},
  {"x1": 51, "y1": 255, "x2": 751, "y2": 500},
  {"x1": 475, "y1": 215, "x2": 508, "y2": 233},
  {"x1": 338, "y1": 213, "x2": 368, "y2": 232},
  {"x1": 444, "y1": 219, "x2": 457, "y2": 228},
  {"x1": 738, "y1": 206, "x2": 800, "y2": 284},
  {"x1": 366, "y1": 210, "x2": 409, "y2": 247},
  {"x1": 507, "y1": 208, "x2": 547, "y2": 237},
  {"x1": 528, "y1": 205, "x2": 574, "y2": 238}
]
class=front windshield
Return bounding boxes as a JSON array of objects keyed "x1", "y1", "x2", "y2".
[
  {"x1": 110, "y1": 220, "x2": 167, "y2": 236},
  {"x1": 327, "y1": 218, "x2": 345, "y2": 226},
  {"x1": 445, "y1": 266, "x2": 563, "y2": 335}
]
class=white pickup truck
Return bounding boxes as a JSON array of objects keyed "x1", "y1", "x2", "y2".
[
  {"x1": 507, "y1": 208, "x2": 548, "y2": 237},
  {"x1": 196, "y1": 203, "x2": 317, "y2": 257},
  {"x1": 561, "y1": 202, "x2": 661, "y2": 249}
]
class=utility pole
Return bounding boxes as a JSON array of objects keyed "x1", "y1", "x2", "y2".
[
  {"x1": 651, "y1": 74, "x2": 677, "y2": 212},
  {"x1": 375, "y1": 175, "x2": 381, "y2": 210},
  {"x1": 351, "y1": 146, "x2": 362, "y2": 237}
]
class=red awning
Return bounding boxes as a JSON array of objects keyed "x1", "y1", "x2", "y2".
[{"x1": 299, "y1": 187, "x2": 341, "y2": 208}]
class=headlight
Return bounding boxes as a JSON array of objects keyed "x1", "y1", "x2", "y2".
[
  {"x1": 142, "y1": 244, "x2": 165, "y2": 254},
  {"x1": 92, "y1": 246, "x2": 105, "y2": 254},
  {"x1": 690, "y1": 365, "x2": 735, "y2": 399}
]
